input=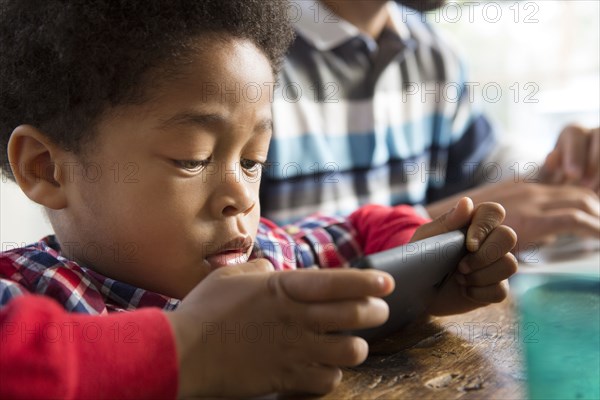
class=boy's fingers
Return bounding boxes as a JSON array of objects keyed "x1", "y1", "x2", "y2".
[
  {"x1": 271, "y1": 269, "x2": 394, "y2": 303},
  {"x1": 218, "y1": 258, "x2": 275, "y2": 276},
  {"x1": 304, "y1": 297, "x2": 389, "y2": 331},
  {"x1": 466, "y1": 202, "x2": 507, "y2": 252},
  {"x1": 411, "y1": 197, "x2": 474, "y2": 241},
  {"x1": 461, "y1": 225, "x2": 517, "y2": 273},
  {"x1": 464, "y1": 280, "x2": 510, "y2": 304},
  {"x1": 310, "y1": 335, "x2": 370, "y2": 367},
  {"x1": 278, "y1": 364, "x2": 342, "y2": 395},
  {"x1": 456, "y1": 253, "x2": 518, "y2": 287}
]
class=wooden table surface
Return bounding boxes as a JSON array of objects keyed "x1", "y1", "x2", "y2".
[
  {"x1": 315, "y1": 242, "x2": 599, "y2": 400},
  {"x1": 323, "y1": 297, "x2": 526, "y2": 400}
]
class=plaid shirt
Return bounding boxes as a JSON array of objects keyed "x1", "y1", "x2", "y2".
[{"x1": 0, "y1": 215, "x2": 362, "y2": 314}]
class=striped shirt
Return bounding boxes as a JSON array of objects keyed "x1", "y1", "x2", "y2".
[{"x1": 261, "y1": 0, "x2": 497, "y2": 224}]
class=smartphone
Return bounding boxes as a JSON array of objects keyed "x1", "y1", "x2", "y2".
[{"x1": 351, "y1": 229, "x2": 468, "y2": 340}]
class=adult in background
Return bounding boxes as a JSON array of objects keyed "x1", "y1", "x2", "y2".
[{"x1": 262, "y1": 0, "x2": 599, "y2": 251}]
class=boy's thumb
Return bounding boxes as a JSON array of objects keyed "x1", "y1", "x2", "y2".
[
  {"x1": 411, "y1": 197, "x2": 474, "y2": 242},
  {"x1": 218, "y1": 258, "x2": 275, "y2": 277}
]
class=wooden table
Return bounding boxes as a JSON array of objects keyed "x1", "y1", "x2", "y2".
[
  {"x1": 320, "y1": 240, "x2": 600, "y2": 399},
  {"x1": 323, "y1": 298, "x2": 526, "y2": 400}
]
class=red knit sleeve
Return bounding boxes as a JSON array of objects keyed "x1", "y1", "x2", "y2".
[
  {"x1": 348, "y1": 204, "x2": 430, "y2": 255},
  {"x1": 0, "y1": 296, "x2": 178, "y2": 399}
]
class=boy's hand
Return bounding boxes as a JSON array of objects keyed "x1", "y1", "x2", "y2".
[
  {"x1": 411, "y1": 197, "x2": 518, "y2": 315},
  {"x1": 166, "y1": 261, "x2": 394, "y2": 398}
]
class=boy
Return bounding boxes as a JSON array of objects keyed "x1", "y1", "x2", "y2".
[{"x1": 0, "y1": 0, "x2": 517, "y2": 398}]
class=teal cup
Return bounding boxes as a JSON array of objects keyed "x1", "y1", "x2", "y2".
[{"x1": 512, "y1": 272, "x2": 600, "y2": 400}]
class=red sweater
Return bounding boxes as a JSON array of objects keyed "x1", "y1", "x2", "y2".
[{"x1": 0, "y1": 296, "x2": 178, "y2": 399}]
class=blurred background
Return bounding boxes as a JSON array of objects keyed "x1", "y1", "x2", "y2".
[
  {"x1": 434, "y1": 0, "x2": 600, "y2": 156},
  {"x1": 1, "y1": 0, "x2": 599, "y2": 246}
]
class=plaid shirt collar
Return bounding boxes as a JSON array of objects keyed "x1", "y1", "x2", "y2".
[
  {"x1": 0, "y1": 215, "x2": 361, "y2": 314},
  {"x1": 293, "y1": 1, "x2": 413, "y2": 52},
  {"x1": 1, "y1": 236, "x2": 180, "y2": 314}
]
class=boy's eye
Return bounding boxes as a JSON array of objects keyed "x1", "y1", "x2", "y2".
[
  {"x1": 174, "y1": 159, "x2": 210, "y2": 172},
  {"x1": 240, "y1": 158, "x2": 264, "y2": 172}
]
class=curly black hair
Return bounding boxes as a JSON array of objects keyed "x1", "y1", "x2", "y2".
[{"x1": 0, "y1": 0, "x2": 295, "y2": 180}]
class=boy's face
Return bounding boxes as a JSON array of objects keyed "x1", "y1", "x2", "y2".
[{"x1": 54, "y1": 39, "x2": 274, "y2": 299}]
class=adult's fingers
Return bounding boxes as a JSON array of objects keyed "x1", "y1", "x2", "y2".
[
  {"x1": 560, "y1": 125, "x2": 589, "y2": 183},
  {"x1": 540, "y1": 150, "x2": 564, "y2": 185},
  {"x1": 533, "y1": 208, "x2": 600, "y2": 239},
  {"x1": 270, "y1": 269, "x2": 394, "y2": 303},
  {"x1": 584, "y1": 128, "x2": 600, "y2": 192},
  {"x1": 540, "y1": 187, "x2": 599, "y2": 217}
]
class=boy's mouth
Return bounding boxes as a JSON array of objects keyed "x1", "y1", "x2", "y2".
[{"x1": 204, "y1": 236, "x2": 253, "y2": 268}]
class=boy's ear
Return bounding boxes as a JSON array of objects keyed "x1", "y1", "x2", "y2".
[{"x1": 7, "y1": 125, "x2": 68, "y2": 210}]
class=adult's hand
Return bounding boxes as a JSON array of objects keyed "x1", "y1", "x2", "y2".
[
  {"x1": 426, "y1": 180, "x2": 600, "y2": 253},
  {"x1": 541, "y1": 124, "x2": 600, "y2": 193},
  {"x1": 166, "y1": 260, "x2": 394, "y2": 398}
]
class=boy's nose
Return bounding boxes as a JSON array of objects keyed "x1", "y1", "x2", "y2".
[
  {"x1": 221, "y1": 195, "x2": 255, "y2": 218},
  {"x1": 212, "y1": 165, "x2": 256, "y2": 218}
]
